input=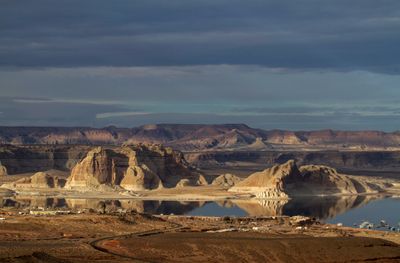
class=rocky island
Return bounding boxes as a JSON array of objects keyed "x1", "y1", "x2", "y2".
[{"x1": 229, "y1": 160, "x2": 390, "y2": 198}]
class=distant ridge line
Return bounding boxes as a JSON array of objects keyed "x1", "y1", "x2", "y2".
[{"x1": 0, "y1": 124, "x2": 399, "y2": 150}]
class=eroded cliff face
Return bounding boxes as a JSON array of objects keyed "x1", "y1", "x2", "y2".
[
  {"x1": 229, "y1": 160, "x2": 388, "y2": 198},
  {"x1": 229, "y1": 160, "x2": 299, "y2": 198},
  {"x1": 66, "y1": 145, "x2": 207, "y2": 190}
]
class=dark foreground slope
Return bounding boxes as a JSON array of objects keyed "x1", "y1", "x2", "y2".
[{"x1": 0, "y1": 213, "x2": 399, "y2": 263}]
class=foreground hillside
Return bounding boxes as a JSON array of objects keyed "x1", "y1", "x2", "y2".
[
  {"x1": 1, "y1": 124, "x2": 400, "y2": 150},
  {"x1": 0, "y1": 212, "x2": 399, "y2": 263}
]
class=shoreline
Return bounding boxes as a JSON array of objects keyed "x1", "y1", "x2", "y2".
[{"x1": 2, "y1": 186, "x2": 399, "y2": 201}]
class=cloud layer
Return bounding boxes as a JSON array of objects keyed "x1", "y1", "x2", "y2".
[
  {"x1": 1, "y1": 1, "x2": 400, "y2": 129},
  {"x1": 1, "y1": 0, "x2": 400, "y2": 72}
]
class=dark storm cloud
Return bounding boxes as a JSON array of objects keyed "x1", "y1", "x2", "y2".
[{"x1": 1, "y1": 0, "x2": 400, "y2": 72}]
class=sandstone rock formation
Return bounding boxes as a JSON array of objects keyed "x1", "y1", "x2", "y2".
[
  {"x1": 30, "y1": 172, "x2": 63, "y2": 188},
  {"x1": 229, "y1": 160, "x2": 387, "y2": 198},
  {"x1": 212, "y1": 173, "x2": 242, "y2": 187},
  {"x1": 229, "y1": 160, "x2": 297, "y2": 198},
  {"x1": 0, "y1": 162, "x2": 7, "y2": 176},
  {"x1": 293, "y1": 164, "x2": 385, "y2": 195},
  {"x1": 2, "y1": 171, "x2": 65, "y2": 189},
  {"x1": 66, "y1": 145, "x2": 207, "y2": 190}
]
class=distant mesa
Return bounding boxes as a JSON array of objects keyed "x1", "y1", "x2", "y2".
[
  {"x1": 65, "y1": 144, "x2": 207, "y2": 191},
  {"x1": 229, "y1": 160, "x2": 388, "y2": 198},
  {"x1": 142, "y1": 124, "x2": 159, "y2": 130},
  {"x1": 0, "y1": 124, "x2": 399, "y2": 151}
]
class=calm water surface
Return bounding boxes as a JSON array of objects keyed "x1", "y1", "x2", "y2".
[{"x1": 1, "y1": 195, "x2": 399, "y2": 230}]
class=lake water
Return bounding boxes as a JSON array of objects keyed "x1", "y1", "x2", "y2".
[
  {"x1": 1, "y1": 195, "x2": 399, "y2": 230},
  {"x1": 186, "y1": 196, "x2": 400, "y2": 230}
]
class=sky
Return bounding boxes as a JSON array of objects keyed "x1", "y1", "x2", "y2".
[{"x1": 0, "y1": 0, "x2": 400, "y2": 131}]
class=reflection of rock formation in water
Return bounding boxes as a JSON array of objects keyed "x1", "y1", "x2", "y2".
[
  {"x1": 230, "y1": 195, "x2": 382, "y2": 219},
  {"x1": 0, "y1": 198, "x2": 18, "y2": 208},
  {"x1": 0, "y1": 195, "x2": 385, "y2": 220},
  {"x1": 281, "y1": 195, "x2": 380, "y2": 220},
  {"x1": 215, "y1": 200, "x2": 236, "y2": 208},
  {"x1": 1, "y1": 197, "x2": 204, "y2": 215},
  {"x1": 1, "y1": 197, "x2": 203, "y2": 215},
  {"x1": 232, "y1": 199, "x2": 288, "y2": 216},
  {"x1": 0, "y1": 197, "x2": 67, "y2": 209},
  {"x1": 65, "y1": 199, "x2": 203, "y2": 215}
]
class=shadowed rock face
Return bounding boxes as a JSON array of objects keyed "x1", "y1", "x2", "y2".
[
  {"x1": 186, "y1": 150, "x2": 400, "y2": 173},
  {"x1": 230, "y1": 160, "x2": 387, "y2": 198},
  {"x1": 0, "y1": 145, "x2": 91, "y2": 174},
  {"x1": 66, "y1": 145, "x2": 207, "y2": 190}
]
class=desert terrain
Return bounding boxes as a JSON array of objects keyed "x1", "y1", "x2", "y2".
[
  {"x1": 1, "y1": 125, "x2": 400, "y2": 262},
  {"x1": 0, "y1": 211, "x2": 400, "y2": 263}
]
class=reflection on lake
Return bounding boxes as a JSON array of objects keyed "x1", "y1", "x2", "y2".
[{"x1": 1, "y1": 195, "x2": 399, "y2": 228}]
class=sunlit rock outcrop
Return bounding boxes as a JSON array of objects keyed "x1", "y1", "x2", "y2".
[
  {"x1": 65, "y1": 144, "x2": 207, "y2": 190},
  {"x1": 229, "y1": 160, "x2": 387, "y2": 198}
]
